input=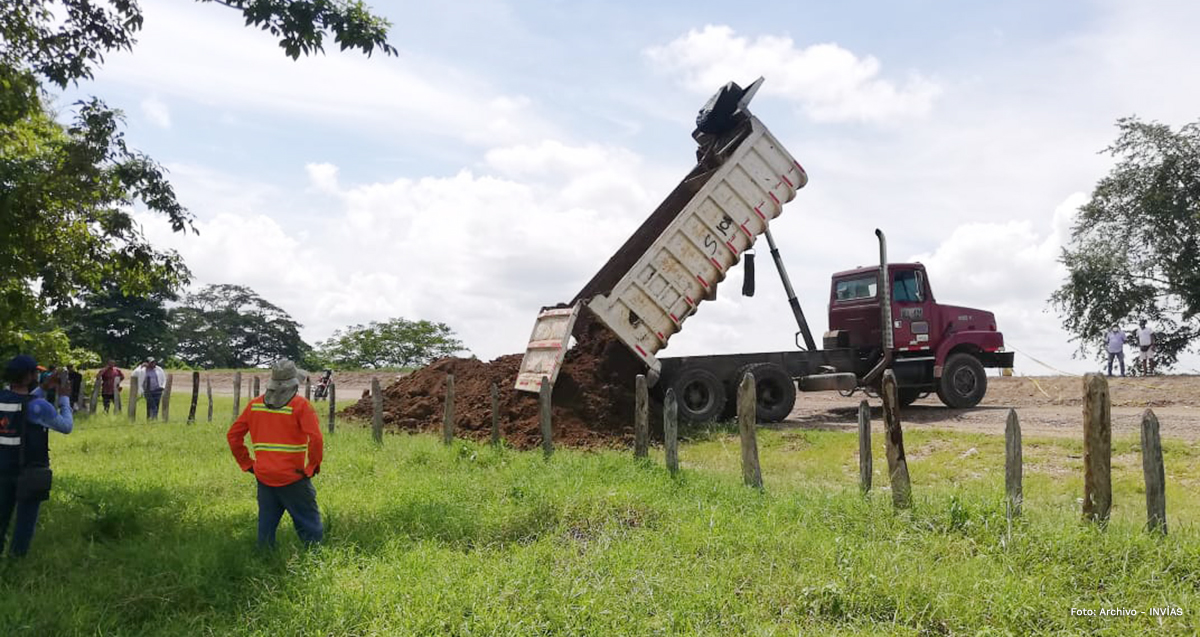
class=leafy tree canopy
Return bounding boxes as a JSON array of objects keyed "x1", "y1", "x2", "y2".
[
  {"x1": 171, "y1": 284, "x2": 309, "y2": 368},
  {"x1": 1052, "y1": 117, "x2": 1200, "y2": 368},
  {"x1": 317, "y1": 318, "x2": 467, "y2": 369},
  {"x1": 58, "y1": 287, "x2": 176, "y2": 367},
  {"x1": 1, "y1": 0, "x2": 393, "y2": 359}
]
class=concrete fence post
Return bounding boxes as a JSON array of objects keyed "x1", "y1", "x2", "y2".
[
  {"x1": 1005, "y1": 408, "x2": 1023, "y2": 519},
  {"x1": 858, "y1": 400, "x2": 872, "y2": 494},
  {"x1": 1141, "y1": 409, "x2": 1167, "y2": 535},
  {"x1": 738, "y1": 373, "x2": 762, "y2": 489},
  {"x1": 187, "y1": 371, "x2": 200, "y2": 425},
  {"x1": 443, "y1": 374, "x2": 455, "y2": 445},
  {"x1": 1082, "y1": 373, "x2": 1112, "y2": 524},
  {"x1": 634, "y1": 374, "x2": 649, "y2": 458},
  {"x1": 372, "y1": 377, "x2": 384, "y2": 445},
  {"x1": 881, "y1": 370, "x2": 912, "y2": 509}
]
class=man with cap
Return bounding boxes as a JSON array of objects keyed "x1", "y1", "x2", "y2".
[
  {"x1": 141, "y1": 358, "x2": 167, "y2": 420},
  {"x1": 227, "y1": 360, "x2": 324, "y2": 547},
  {"x1": 0, "y1": 355, "x2": 74, "y2": 556}
]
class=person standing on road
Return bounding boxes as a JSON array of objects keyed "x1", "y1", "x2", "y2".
[
  {"x1": 226, "y1": 360, "x2": 323, "y2": 548},
  {"x1": 1106, "y1": 325, "x2": 1126, "y2": 377},
  {"x1": 1137, "y1": 320, "x2": 1155, "y2": 375},
  {"x1": 97, "y1": 360, "x2": 124, "y2": 413},
  {"x1": 0, "y1": 355, "x2": 73, "y2": 557},
  {"x1": 141, "y1": 358, "x2": 166, "y2": 420}
]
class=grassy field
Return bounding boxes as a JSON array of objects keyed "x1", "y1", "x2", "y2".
[{"x1": 1, "y1": 398, "x2": 1197, "y2": 635}]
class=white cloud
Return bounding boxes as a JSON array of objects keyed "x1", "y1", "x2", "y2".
[
  {"x1": 136, "y1": 142, "x2": 669, "y2": 360},
  {"x1": 305, "y1": 163, "x2": 339, "y2": 193},
  {"x1": 98, "y1": 0, "x2": 553, "y2": 147},
  {"x1": 140, "y1": 96, "x2": 171, "y2": 128},
  {"x1": 645, "y1": 26, "x2": 941, "y2": 123}
]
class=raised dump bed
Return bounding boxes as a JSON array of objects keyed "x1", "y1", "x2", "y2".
[{"x1": 516, "y1": 81, "x2": 806, "y2": 392}]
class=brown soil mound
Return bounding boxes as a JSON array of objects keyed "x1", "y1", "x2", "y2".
[{"x1": 344, "y1": 322, "x2": 647, "y2": 449}]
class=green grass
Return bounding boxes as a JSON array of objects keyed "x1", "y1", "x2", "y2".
[{"x1": 1, "y1": 406, "x2": 1198, "y2": 635}]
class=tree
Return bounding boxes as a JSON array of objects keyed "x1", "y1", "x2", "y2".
[
  {"x1": 317, "y1": 318, "x2": 467, "y2": 369},
  {"x1": 171, "y1": 284, "x2": 310, "y2": 368},
  {"x1": 1, "y1": 1, "x2": 394, "y2": 357},
  {"x1": 58, "y1": 287, "x2": 176, "y2": 367},
  {"x1": 1051, "y1": 117, "x2": 1200, "y2": 368}
]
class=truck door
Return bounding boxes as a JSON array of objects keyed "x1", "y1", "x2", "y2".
[{"x1": 891, "y1": 268, "x2": 934, "y2": 353}]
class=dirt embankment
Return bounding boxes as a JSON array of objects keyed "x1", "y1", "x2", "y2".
[{"x1": 344, "y1": 322, "x2": 646, "y2": 450}]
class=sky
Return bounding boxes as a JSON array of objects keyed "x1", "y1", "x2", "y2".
[{"x1": 61, "y1": 0, "x2": 1200, "y2": 374}]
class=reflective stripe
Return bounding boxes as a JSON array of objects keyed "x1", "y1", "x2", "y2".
[
  {"x1": 0, "y1": 436, "x2": 20, "y2": 446},
  {"x1": 253, "y1": 443, "x2": 306, "y2": 453},
  {"x1": 0, "y1": 403, "x2": 20, "y2": 412},
  {"x1": 250, "y1": 405, "x2": 294, "y2": 414}
]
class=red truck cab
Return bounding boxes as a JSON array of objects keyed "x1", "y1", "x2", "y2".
[{"x1": 826, "y1": 263, "x2": 1014, "y2": 408}]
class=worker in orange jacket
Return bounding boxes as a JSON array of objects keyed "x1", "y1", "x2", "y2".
[{"x1": 227, "y1": 360, "x2": 324, "y2": 547}]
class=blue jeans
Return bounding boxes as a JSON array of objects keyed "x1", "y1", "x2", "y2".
[
  {"x1": 145, "y1": 389, "x2": 163, "y2": 420},
  {"x1": 257, "y1": 478, "x2": 322, "y2": 547},
  {"x1": 1107, "y1": 352, "x2": 1125, "y2": 377},
  {"x1": 0, "y1": 477, "x2": 42, "y2": 557}
]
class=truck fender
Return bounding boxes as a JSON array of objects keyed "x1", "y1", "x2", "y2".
[{"x1": 933, "y1": 331, "x2": 1005, "y2": 377}]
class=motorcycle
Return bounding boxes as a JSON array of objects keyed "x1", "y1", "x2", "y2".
[{"x1": 312, "y1": 369, "x2": 333, "y2": 400}]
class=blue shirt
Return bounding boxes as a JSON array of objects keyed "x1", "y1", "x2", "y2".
[{"x1": 25, "y1": 388, "x2": 74, "y2": 434}]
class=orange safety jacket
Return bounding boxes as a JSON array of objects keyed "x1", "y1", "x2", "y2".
[{"x1": 227, "y1": 395, "x2": 323, "y2": 487}]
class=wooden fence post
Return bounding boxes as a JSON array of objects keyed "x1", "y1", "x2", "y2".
[
  {"x1": 540, "y1": 376, "x2": 553, "y2": 458},
  {"x1": 253, "y1": 376, "x2": 260, "y2": 398},
  {"x1": 858, "y1": 400, "x2": 872, "y2": 494},
  {"x1": 634, "y1": 374, "x2": 649, "y2": 458},
  {"x1": 114, "y1": 379, "x2": 122, "y2": 414},
  {"x1": 738, "y1": 373, "x2": 763, "y2": 489},
  {"x1": 490, "y1": 383, "x2": 500, "y2": 446},
  {"x1": 443, "y1": 374, "x2": 455, "y2": 445},
  {"x1": 664, "y1": 388, "x2": 679, "y2": 474},
  {"x1": 304, "y1": 377, "x2": 311, "y2": 401},
  {"x1": 327, "y1": 382, "x2": 336, "y2": 433},
  {"x1": 1082, "y1": 373, "x2": 1112, "y2": 524},
  {"x1": 127, "y1": 381, "x2": 139, "y2": 422},
  {"x1": 1005, "y1": 408, "x2": 1023, "y2": 519},
  {"x1": 881, "y1": 370, "x2": 912, "y2": 509},
  {"x1": 1141, "y1": 409, "x2": 1167, "y2": 534},
  {"x1": 161, "y1": 373, "x2": 173, "y2": 422},
  {"x1": 372, "y1": 377, "x2": 383, "y2": 445},
  {"x1": 89, "y1": 377, "x2": 101, "y2": 415},
  {"x1": 206, "y1": 376, "x2": 213, "y2": 422},
  {"x1": 233, "y1": 371, "x2": 242, "y2": 417},
  {"x1": 187, "y1": 371, "x2": 199, "y2": 425}
]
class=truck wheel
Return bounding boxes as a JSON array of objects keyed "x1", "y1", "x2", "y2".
[
  {"x1": 898, "y1": 388, "x2": 923, "y2": 407},
  {"x1": 672, "y1": 367, "x2": 726, "y2": 423},
  {"x1": 936, "y1": 353, "x2": 987, "y2": 408},
  {"x1": 740, "y1": 363, "x2": 797, "y2": 423}
]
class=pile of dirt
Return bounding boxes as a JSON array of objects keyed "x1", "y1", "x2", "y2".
[{"x1": 344, "y1": 322, "x2": 647, "y2": 449}]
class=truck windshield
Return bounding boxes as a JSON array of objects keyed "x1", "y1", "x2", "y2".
[{"x1": 834, "y1": 276, "x2": 877, "y2": 301}]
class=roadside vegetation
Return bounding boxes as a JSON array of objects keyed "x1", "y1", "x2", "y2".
[{"x1": 2, "y1": 403, "x2": 1196, "y2": 635}]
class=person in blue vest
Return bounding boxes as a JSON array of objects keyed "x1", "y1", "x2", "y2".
[{"x1": 0, "y1": 355, "x2": 73, "y2": 557}]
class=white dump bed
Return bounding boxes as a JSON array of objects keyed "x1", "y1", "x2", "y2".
[
  {"x1": 583, "y1": 116, "x2": 805, "y2": 379},
  {"x1": 514, "y1": 115, "x2": 805, "y2": 392}
]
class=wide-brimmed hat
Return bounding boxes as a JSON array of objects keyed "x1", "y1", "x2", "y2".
[{"x1": 263, "y1": 360, "x2": 307, "y2": 409}]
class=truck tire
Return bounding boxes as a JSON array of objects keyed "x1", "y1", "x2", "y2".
[
  {"x1": 936, "y1": 353, "x2": 988, "y2": 409},
  {"x1": 739, "y1": 362, "x2": 797, "y2": 423},
  {"x1": 898, "y1": 388, "x2": 923, "y2": 407},
  {"x1": 672, "y1": 367, "x2": 726, "y2": 423}
]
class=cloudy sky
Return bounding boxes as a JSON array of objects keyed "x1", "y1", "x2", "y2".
[{"x1": 64, "y1": 0, "x2": 1200, "y2": 374}]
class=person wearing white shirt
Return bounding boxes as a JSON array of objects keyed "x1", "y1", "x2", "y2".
[
  {"x1": 1105, "y1": 326, "x2": 1126, "y2": 377},
  {"x1": 1137, "y1": 320, "x2": 1154, "y2": 375}
]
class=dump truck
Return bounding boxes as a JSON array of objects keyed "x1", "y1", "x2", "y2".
[{"x1": 515, "y1": 78, "x2": 1014, "y2": 422}]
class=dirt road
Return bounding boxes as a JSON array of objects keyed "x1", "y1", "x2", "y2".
[{"x1": 785, "y1": 375, "x2": 1200, "y2": 440}]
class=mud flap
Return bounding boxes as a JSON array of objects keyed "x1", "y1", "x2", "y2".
[{"x1": 514, "y1": 303, "x2": 582, "y2": 393}]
